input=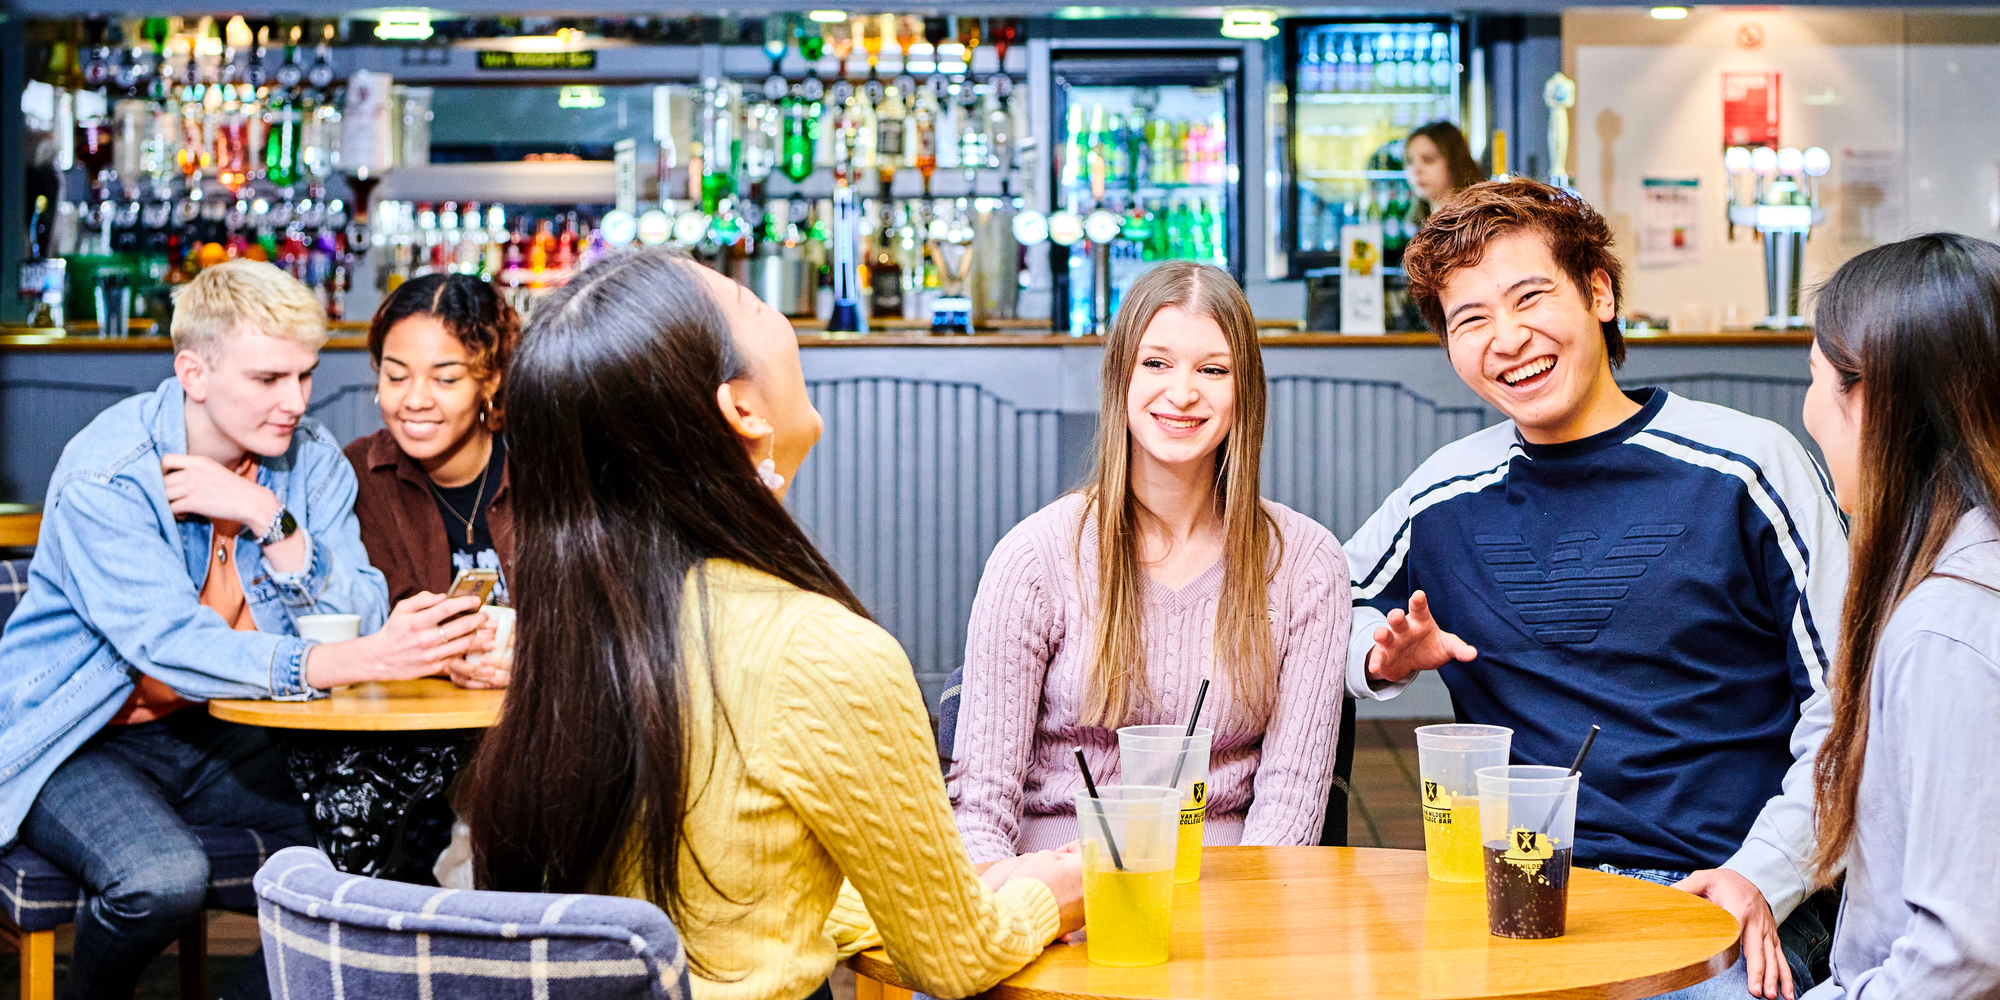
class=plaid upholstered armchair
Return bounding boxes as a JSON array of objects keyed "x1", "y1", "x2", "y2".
[{"x1": 254, "y1": 847, "x2": 689, "y2": 999}]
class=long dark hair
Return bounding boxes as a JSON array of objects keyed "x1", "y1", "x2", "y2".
[
  {"x1": 1811, "y1": 232, "x2": 2000, "y2": 882},
  {"x1": 366, "y1": 273, "x2": 521, "y2": 430},
  {"x1": 1408, "y1": 120, "x2": 1485, "y2": 198},
  {"x1": 464, "y1": 250, "x2": 867, "y2": 944}
]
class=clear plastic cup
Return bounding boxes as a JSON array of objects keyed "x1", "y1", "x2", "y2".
[
  {"x1": 1414, "y1": 723, "x2": 1513, "y2": 882},
  {"x1": 1117, "y1": 725, "x2": 1213, "y2": 883},
  {"x1": 1074, "y1": 785, "x2": 1180, "y2": 967},
  {"x1": 1476, "y1": 764, "x2": 1581, "y2": 939}
]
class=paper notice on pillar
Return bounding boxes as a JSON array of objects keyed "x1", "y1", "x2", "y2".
[
  {"x1": 1721, "y1": 71, "x2": 1780, "y2": 149},
  {"x1": 1340, "y1": 223, "x2": 1386, "y2": 334},
  {"x1": 340, "y1": 70, "x2": 396, "y2": 176},
  {"x1": 1838, "y1": 149, "x2": 1902, "y2": 246},
  {"x1": 1639, "y1": 178, "x2": 1702, "y2": 266}
]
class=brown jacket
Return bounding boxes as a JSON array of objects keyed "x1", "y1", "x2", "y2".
[{"x1": 344, "y1": 429, "x2": 515, "y2": 605}]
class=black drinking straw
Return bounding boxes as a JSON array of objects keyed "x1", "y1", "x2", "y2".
[
  {"x1": 1166, "y1": 678, "x2": 1212, "y2": 790},
  {"x1": 1075, "y1": 747, "x2": 1127, "y2": 872},
  {"x1": 1539, "y1": 724, "x2": 1601, "y2": 835}
]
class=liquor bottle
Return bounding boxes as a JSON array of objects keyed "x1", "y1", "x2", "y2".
[
  {"x1": 847, "y1": 85, "x2": 877, "y2": 173},
  {"x1": 265, "y1": 71, "x2": 301, "y2": 190},
  {"x1": 825, "y1": 19, "x2": 854, "y2": 81},
  {"x1": 957, "y1": 83, "x2": 988, "y2": 177},
  {"x1": 876, "y1": 84, "x2": 905, "y2": 192},
  {"x1": 957, "y1": 16, "x2": 982, "y2": 74},
  {"x1": 862, "y1": 14, "x2": 887, "y2": 73},
  {"x1": 911, "y1": 85, "x2": 938, "y2": 196},
  {"x1": 895, "y1": 16, "x2": 921, "y2": 63},
  {"x1": 870, "y1": 203, "x2": 902, "y2": 319},
  {"x1": 530, "y1": 217, "x2": 553, "y2": 279},
  {"x1": 1085, "y1": 104, "x2": 1108, "y2": 202},
  {"x1": 780, "y1": 81, "x2": 817, "y2": 183},
  {"x1": 555, "y1": 211, "x2": 579, "y2": 274},
  {"x1": 700, "y1": 79, "x2": 735, "y2": 214}
]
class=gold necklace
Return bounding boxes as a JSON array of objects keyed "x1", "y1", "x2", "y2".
[{"x1": 426, "y1": 441, "x2": 494, "y2": 547}]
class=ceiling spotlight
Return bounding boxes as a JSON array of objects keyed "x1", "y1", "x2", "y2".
[
  {"x1": 1220, "y1": 9, "x2": 1280, "y2": 40},
  {"x1": 807, "y1": 10, "x2": 849, "y2": 23},
  {"x1": 1650, "y1": 7, "x2": 1690, "y2": 19},
  {"x1": 374, "y1": 10, "x2": 434, "y2": 41}
]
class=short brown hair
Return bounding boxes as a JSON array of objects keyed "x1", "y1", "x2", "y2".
[
  {"x1": 1404, "y1": 179, "x2": 1626, "y2": 366},
  {"x1": 366, "y1": 273, "x2": 522, "y2": 430},
  {"x1": 171, "y1": 259, "x2": 328, "y2": 361}
]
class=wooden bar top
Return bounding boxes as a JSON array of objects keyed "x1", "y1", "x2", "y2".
[{"x1": 847, "y1": 846, "x2": 1741, "y2": 1000}]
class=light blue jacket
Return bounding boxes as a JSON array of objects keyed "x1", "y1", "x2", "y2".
[{"x1": 0, "y1": 377, "x2": 388, "y2": 845}]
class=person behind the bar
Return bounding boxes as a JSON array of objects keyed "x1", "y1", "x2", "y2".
[
  {"x1": 950, "y1": 260, "x2": 1349, "y2": 866},
  {"x1": 1343, "y1": 180, "x2": 1846, "y2": 1000},
  {"x1": 347, "y1": 273, "x2": 521, "y2": 689},
  {"x1": 0, "y1": 259, "x2": 486, "y2": 1000},
  {"x1": 1404, "y1": 120, "x2": 1484, "y2": 219},
  {"x1": 463, "y1": 249, "x2": 1083, "y2": 1000},
  {"x1": 1797, "y1": 233, "x2": 2000, "y2": 999}
]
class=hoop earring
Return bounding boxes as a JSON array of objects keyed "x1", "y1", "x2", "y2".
[
  {"x1": 371, "y1": 390, "x2": 380, "y2": 404},
  {"x1": 755, "y1": 435, "x2": 785, "y2": 492},
  {"x1": 479, "y1": 398, "x2": 492, "y2": 428}
]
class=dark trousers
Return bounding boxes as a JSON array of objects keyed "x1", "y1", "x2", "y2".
[{"x1": 17, "y1": 710, "x2": 312, "y2": 1000}]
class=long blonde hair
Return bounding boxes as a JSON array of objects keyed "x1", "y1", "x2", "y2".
[{"x1": 1078, "y1": 261, "x2": 1280, "y2": 728}]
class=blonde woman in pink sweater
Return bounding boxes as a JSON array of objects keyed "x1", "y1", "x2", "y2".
[{"x1": 950, "y1": 261, "x2": 1351, "y2": 865}]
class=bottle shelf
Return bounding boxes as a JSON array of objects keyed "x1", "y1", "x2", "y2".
[
  {"x1": 1297, "y1": 92, "x2": 1452, "y2": 105},
  {"x1": 371, "y1": 162, "x2": 619, "y2": 205},
  {"x1": 1303, "y1": 170, "x2": 1410, "y2": 181}
]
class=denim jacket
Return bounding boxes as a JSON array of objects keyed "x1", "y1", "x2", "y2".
[{"x1": 0, "y1": 377, "x2": 389, "y2": 845}]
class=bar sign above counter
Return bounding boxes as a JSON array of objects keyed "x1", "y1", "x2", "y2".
[{"x1": 477, "y1": 50, "x2": 596, "y2": 71}]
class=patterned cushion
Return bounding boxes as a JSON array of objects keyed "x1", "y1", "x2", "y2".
[
  {"x1": 0, "y1": 825, "x2": 279, "y2": 932},
  {"x1": 0, "y1": 559, "x2": 27, "y2": 627},
  {"x1": 255, "y1": 847, "x2": 688, "y2": 1000}
]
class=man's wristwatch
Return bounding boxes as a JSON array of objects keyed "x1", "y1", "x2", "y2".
[{"x1": 253, "y1": 505, "x2": 298, "y2": 547}]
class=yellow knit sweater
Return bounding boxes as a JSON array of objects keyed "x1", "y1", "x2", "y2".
[{"x1": 620, "y1": 560, "x2": 1061, "y2": 1000}]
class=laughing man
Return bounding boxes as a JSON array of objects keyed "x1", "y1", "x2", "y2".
[{"x1": 1342, "y1": 180, "x2": 1846, "y2": 1000}]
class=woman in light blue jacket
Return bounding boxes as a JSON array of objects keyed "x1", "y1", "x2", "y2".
[{"x1": 1799, "y1": 232, "x2": 2000, "y2": 999}]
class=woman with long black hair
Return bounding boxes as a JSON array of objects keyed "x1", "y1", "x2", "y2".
[
  {"x1": 463, "y1": 250, "x2": 1082, "y2": 1000},
  {"x1": 1800, "y1": 232, "x2": 2000, "y2": 998}
]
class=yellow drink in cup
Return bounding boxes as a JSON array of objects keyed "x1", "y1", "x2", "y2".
[
  {"x1": 1075, "y1": 784, "x2": 1181, "y2": 967},
  {"x1": 1420, "y1": 792, "x2": 1483, "y2": 882},
  {"x1": 1414, "y1": 724, "x2": 1513, "y2": 884},
  {"x1": 1081, "y1": 857, "x2": 1176, "y2": 967},
  {"x1": 1117, "y1": 725, "x2": 1213, "y2": 884},
  {"x1": 1175, "y1": 794, "x2": 1206, "y2": 883}
]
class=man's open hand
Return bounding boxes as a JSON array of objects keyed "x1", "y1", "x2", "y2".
[{"x1": 1367, "y1": 590, "x2": 1478, "y2": 683}]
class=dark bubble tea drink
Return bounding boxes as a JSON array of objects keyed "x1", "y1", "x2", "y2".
[{"x1": 1476, "y1": 764, "x2": 1581, "y2": 940}]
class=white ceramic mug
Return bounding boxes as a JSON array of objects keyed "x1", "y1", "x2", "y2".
[
  {"x1": 465, "y1": 605, "x2": 515, "y2": 665},
  {"x1": 295, "y1": 613, "x2": 362, "y2": 644}
]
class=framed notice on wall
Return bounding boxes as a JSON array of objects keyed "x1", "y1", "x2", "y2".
[
  {"x1": 1639, "y1": 178, "x2": 1701, "y2": 265},
  {"x1": 1722, "y1": 70, "x2": 1780, "y2": 148}
]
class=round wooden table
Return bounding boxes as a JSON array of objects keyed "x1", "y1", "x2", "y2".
[
  {"x1": 848, "y1": 847, "x2": 1741, "y2": 1000},
  {"x1": 212, "y1": 678, "x2": 504, "y2": 881}
]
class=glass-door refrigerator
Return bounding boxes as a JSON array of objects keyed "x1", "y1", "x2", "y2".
[
  {"x1": 1049, "y1": 51, "x2": 1243, "y2": 333},
  {"x1": 1286, "y1": 19, "x2": 1460, "y2": 329}
]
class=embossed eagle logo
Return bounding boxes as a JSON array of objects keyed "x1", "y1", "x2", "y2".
[{"x1": 1473, "y1": 525, "x2": 1686, "y2": 645}]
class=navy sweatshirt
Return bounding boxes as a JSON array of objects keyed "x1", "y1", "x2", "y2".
[{"x1": 1342, "y1": 388, "x2": 1847, "y2": 920}]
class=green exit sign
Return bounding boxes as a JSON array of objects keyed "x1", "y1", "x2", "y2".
[{"x1": 477, "y1": 50, "x2": 597, "y2": 71}]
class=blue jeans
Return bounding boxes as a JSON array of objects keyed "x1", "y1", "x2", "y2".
[
  {"x1": 16, "y1": 710, "x2": 311, "y2": 1000},
  {"x1": 1597, "y1": 865, "x2": 1828, "y2": 1000}
]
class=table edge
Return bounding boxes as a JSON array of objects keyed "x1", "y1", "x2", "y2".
[
  {"x1": 207, "y1": 698, "x2": 500, "y2": 732},
  {"x1": 847, "y1": 939, "x2": 1741, "y2": 1000}
]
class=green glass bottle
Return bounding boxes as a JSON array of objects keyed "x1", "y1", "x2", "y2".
[
  {"x1": 781, "y1": 84, "x2": 816, "y2": 182},
  {"x1": 264, "y1": 87, "x2": 301, "y2": 188}
]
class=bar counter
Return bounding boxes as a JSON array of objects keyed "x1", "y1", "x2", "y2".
[{"x1": 0, "y1": 322, "x2": 1815, "y2": 713}]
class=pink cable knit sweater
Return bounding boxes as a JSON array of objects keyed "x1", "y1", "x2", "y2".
[{"x1": 949, "y1": 493, "x2": 1351, "y2": 863}]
